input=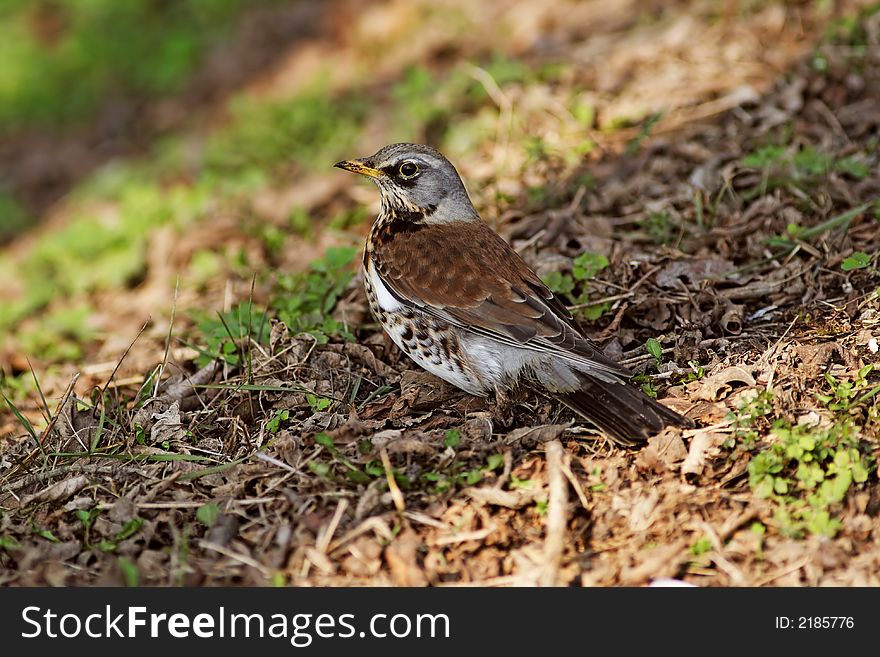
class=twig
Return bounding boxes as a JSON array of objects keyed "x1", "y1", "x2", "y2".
[
  {"x1": 1, "y1": 463, "x2": 122, "y2": 496},
  {"x1": 316, "y1": 499, "x2": 349, "y2": 554},
  {"x1": 404, "y1": 511, "x2": 448, "y2": 530},
  {"x1": 253, "y1": 450, "x2": 298, "y2": 474},
  {"x1": 431, "y1": 525, "x2": 497, "y2": 546},
  {"x1": 154, "y1": 278, "x2": 180, "y2": 397},
  {"x1": 380, "y1": 448, "x2": 405, "y2": 514},
  {"x1": 539, "y1": 440, "x2": 568, "y2": 586},
  {"x1": 38, "y1": 373, "x2": 80, "y2": 446},
  {"x1": 199, "y1": 540, "x2": 271, "y2": 578},
  {"x1": 328, "y1": 516, "x2": 394, "y2": 555},
  {"x1": 560, "y1": 453, "x2": 590, "y2": 511},
  {"x1": 99, "y1": 319, "x2": 149, "y2": 402},
  {"x1": 698, "y1": 520, "x2": 746, "y2": 585},
  {"x1": 753, "y1": 558, "x2": 810, "y2": 587}
]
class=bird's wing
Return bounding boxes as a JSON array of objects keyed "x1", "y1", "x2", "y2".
[{"x1": 371, "y1": 219, "x2": 632, "y2": 382}]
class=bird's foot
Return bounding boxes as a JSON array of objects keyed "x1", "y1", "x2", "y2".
[{"x1": 491, "y1": 386, "x2": 517, "y2": 428}]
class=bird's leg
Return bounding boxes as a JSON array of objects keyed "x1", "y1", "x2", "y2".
[{"x1": 491, "y1": 385, "x2": 516, "y2": 427}]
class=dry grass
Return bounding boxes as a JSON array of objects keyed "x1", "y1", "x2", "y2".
[{"x1": 1, "y1": 0, "x2": 880, "y2": 586}]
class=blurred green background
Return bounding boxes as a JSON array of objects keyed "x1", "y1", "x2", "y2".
[{"x1": 0, "y1": 0, "x2": 876, "y2": 383}]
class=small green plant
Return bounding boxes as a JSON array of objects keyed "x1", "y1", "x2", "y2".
[
  {"x1": 314, "y1": 433, "x2": 371, "y2": 485},
  {"x1": 645, "y1": 337, "x2": 663, "y2": 363},
  {"x1": 455, "y1": 454, "x2": 504, "y2": 487},
  {"x1": 750, "y1": 522, "x2": 766, "y2": 559},
  {"x1": 288, "y1": 207, "x2": 313, "y2": 238},
  {"x1": 192, "y1": 301, "x2": 269, "y2": 367},
  {"x1": 841, "y1": 251, "x2": 871, "y2": 271},
  {"x1": 509, "y1": 475, "x2": 532, "y2": 490},
  {"x1": 0, "y1": 536, "x2": 21, "y2": 551},
  {"x1": 733, "y1": 371, "x2": 876, "y2": 539},
  {"x1": 542, "y1": 251, "x2": 610, "y2": 319},
  {"x1": 637, "y1": 210, "x2": 675, "y2": 245},
  {"x1": 75, "y1": 507, "x2": 101, "y2": 545},
  {"x1": 32, "y1": 524, "x2": 60, "y2": 543},
  {"x1": 587, "y1": 466, "x2": 607, "y2": 492},
  {"x1": 266, "y1": 409, "x2": 289, "y2": 434},
  {"x1": 118, "y1": 556, "x2": 140, "y2": 587},
  {"x1": 306, "y1": 394, "x2": 333, "y2": 413},
  {"x1": 196, "y1": 502, "x2": 220, "y2": 528},
  {"x1": 742, "y1": 145, "x2": 786, "y2": 169},
  {"x1": 741, "y1": 144, "x2": 871, "y2": 199},
  {"x1": 816, "y1": 365, "x2": 879, "y2": 413},
  {"x1": 272, "y1": 246, "x2": 358, "y2": 344},
  {"x1": 690, "y1": 535, "x2": 712, "y2": 557},
  {"x1": 674, "y1": 360, "x2": 706, "y2": 384},
  {"x1": 724, "y1": 390, "x2": 775, "y2": 449},
  {"x1": 422, "y1": 471, "x2": 452, "y2": 493},
  {"x1": 97, "y1": 517, "x2": 145, "y2": 553},
  {"x1": 422, "y1": 450, "x2": 504, "y2": 492},
  {"x1": 443, "y1": 429, "x2": 461, "y2": 449},
  {"x1": 747, "y1": 420, "x2": 872, "y2": 537},
  {"x1": 625, "y1": 111, "x2": 664, "y2": 155}
]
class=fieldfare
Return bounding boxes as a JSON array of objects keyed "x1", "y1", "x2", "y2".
[{"x1": 335, "y1": 143, "x2": 692, "y2": 445}]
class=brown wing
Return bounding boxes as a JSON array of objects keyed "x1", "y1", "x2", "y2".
[{"x1": 372, "y1": 219, "x2": 632, "y2": 382}]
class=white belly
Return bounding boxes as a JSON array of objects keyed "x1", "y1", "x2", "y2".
[
  {"x1": 366, "y1": 261, "x2": 402, "y2": 313},
  {"x1": 365, "y1": 260, "x2": 488, "y2": 395}
]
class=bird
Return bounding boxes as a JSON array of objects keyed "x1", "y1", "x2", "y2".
[{"x1": 334, "y1": 143, "x2": 693, "y2": 445}]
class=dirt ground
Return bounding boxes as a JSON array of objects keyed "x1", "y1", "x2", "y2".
[{"x1": 1, "y1": 0, "x2": 879, "y2": 586}]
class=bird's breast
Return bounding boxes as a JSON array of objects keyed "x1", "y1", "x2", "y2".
[{"x1": 365, "y1": 259, "x2": 402, "y2": 314}]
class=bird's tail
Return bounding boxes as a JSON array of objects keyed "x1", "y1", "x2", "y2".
[{"x1": 560, "y1": 374, "x2": 693, "y2": 446}]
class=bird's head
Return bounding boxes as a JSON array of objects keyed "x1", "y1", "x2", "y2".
[{"x1": 334, "y1": 143, "x2": 478, "y2": 224}]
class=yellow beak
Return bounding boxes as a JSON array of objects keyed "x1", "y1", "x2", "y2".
[{"x1": 333, "y1": 159, "x2": 382, "y2": 179}]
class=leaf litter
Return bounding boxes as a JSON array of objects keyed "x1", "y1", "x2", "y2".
[{"x1": 1, "y1": 0, "x2": 880, "y2": 587}]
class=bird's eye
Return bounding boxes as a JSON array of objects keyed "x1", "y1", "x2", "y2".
[{"x1": 398, "y1": 161, "x2": 419, "y2": 178}]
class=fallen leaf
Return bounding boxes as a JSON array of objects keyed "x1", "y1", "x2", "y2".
[
  {"x1": 21, "y1": 475, "x2": 89, "y2": 506},
  {"x1": 628, "y1": 490, "x2": 660, "y2": 532},
  {"x1": 695, "y1": 366, "x2": 756, "y2": 401},
  {"x1": 636, "y1": 429, "x2": 687, "y2": 473},
  {"x1": 385, "y1": 529, "x2": 428, "y2": 586},
  {"x1": 150, "y1": 400, "x2": 187, "y2": 443},
  {"x1": 681, "y1": 430, "x2": 726, "y2": 477},
  {"x1": 466, "y1": 486, "x2": 542, "y2": 509},
  {"x1": 504, "y1": 424, "x2": 568, "y2": 447}
]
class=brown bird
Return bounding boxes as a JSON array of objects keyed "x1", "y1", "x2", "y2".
[{"x1": 335, "y1": 143, "x2": 692, "y2": 445}]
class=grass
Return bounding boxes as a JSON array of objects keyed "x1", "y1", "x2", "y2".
[
  {"x1": 203, "y1": 89, "x2": 372, "y2": 178},
  {"x1": 740, "y1": 143, "x2": 873, "y2": 200},
  {"x1": 271, "y1": 246, "x2": 359, "y2": 344},
  {"x1": 0, "y1": 0, "x2": 271, "y2": 133},
  {"x1": 191, "y1": 302, "x2": 270, "y2": 368},
  {"x1": 3, "y1": 2, "x2": 880, "y2": 590},
  {"x1": 765, "y1": 202, "x2": 876, "y2": 253},
  {"x1": 728, "y1": 365, "x2": 878, "y2": 538},
  {"x1": 1, "y1": 44, "x2": 581, "y2": 368},
  {"x1": 541, "y1": 251, "x2": 612, "y2": 320},
  {"x1": 0, "y1": 83, "x2": 369, "y2": 364}
]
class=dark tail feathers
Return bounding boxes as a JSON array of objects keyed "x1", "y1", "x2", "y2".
[{"x1": 560, "y1": 375, "x2": 693, "y2": 446}]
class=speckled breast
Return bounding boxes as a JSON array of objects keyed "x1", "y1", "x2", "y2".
[{"x1": 362, "y1": 257, "x2": 485, "y2": 395}]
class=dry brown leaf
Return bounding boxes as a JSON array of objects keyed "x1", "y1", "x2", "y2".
[
  {"x1": 636, "y1": 429, "x2": 688, "y2": 473},
  {"x1": 20, "y1": 474, "x2": 89, "y2": 506},
  {"x1": 385, "y1": 529, "x2": 428, "y2": 586},
  {"x1": 681, "y1": 430, "x2": 726, "y2": 477},
  {"x1": 695, "y1": 366, "x2": 756, "y2": 401},
  {"x1": 466, "y1": 486, "x2": 542, "y2": 509}
]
